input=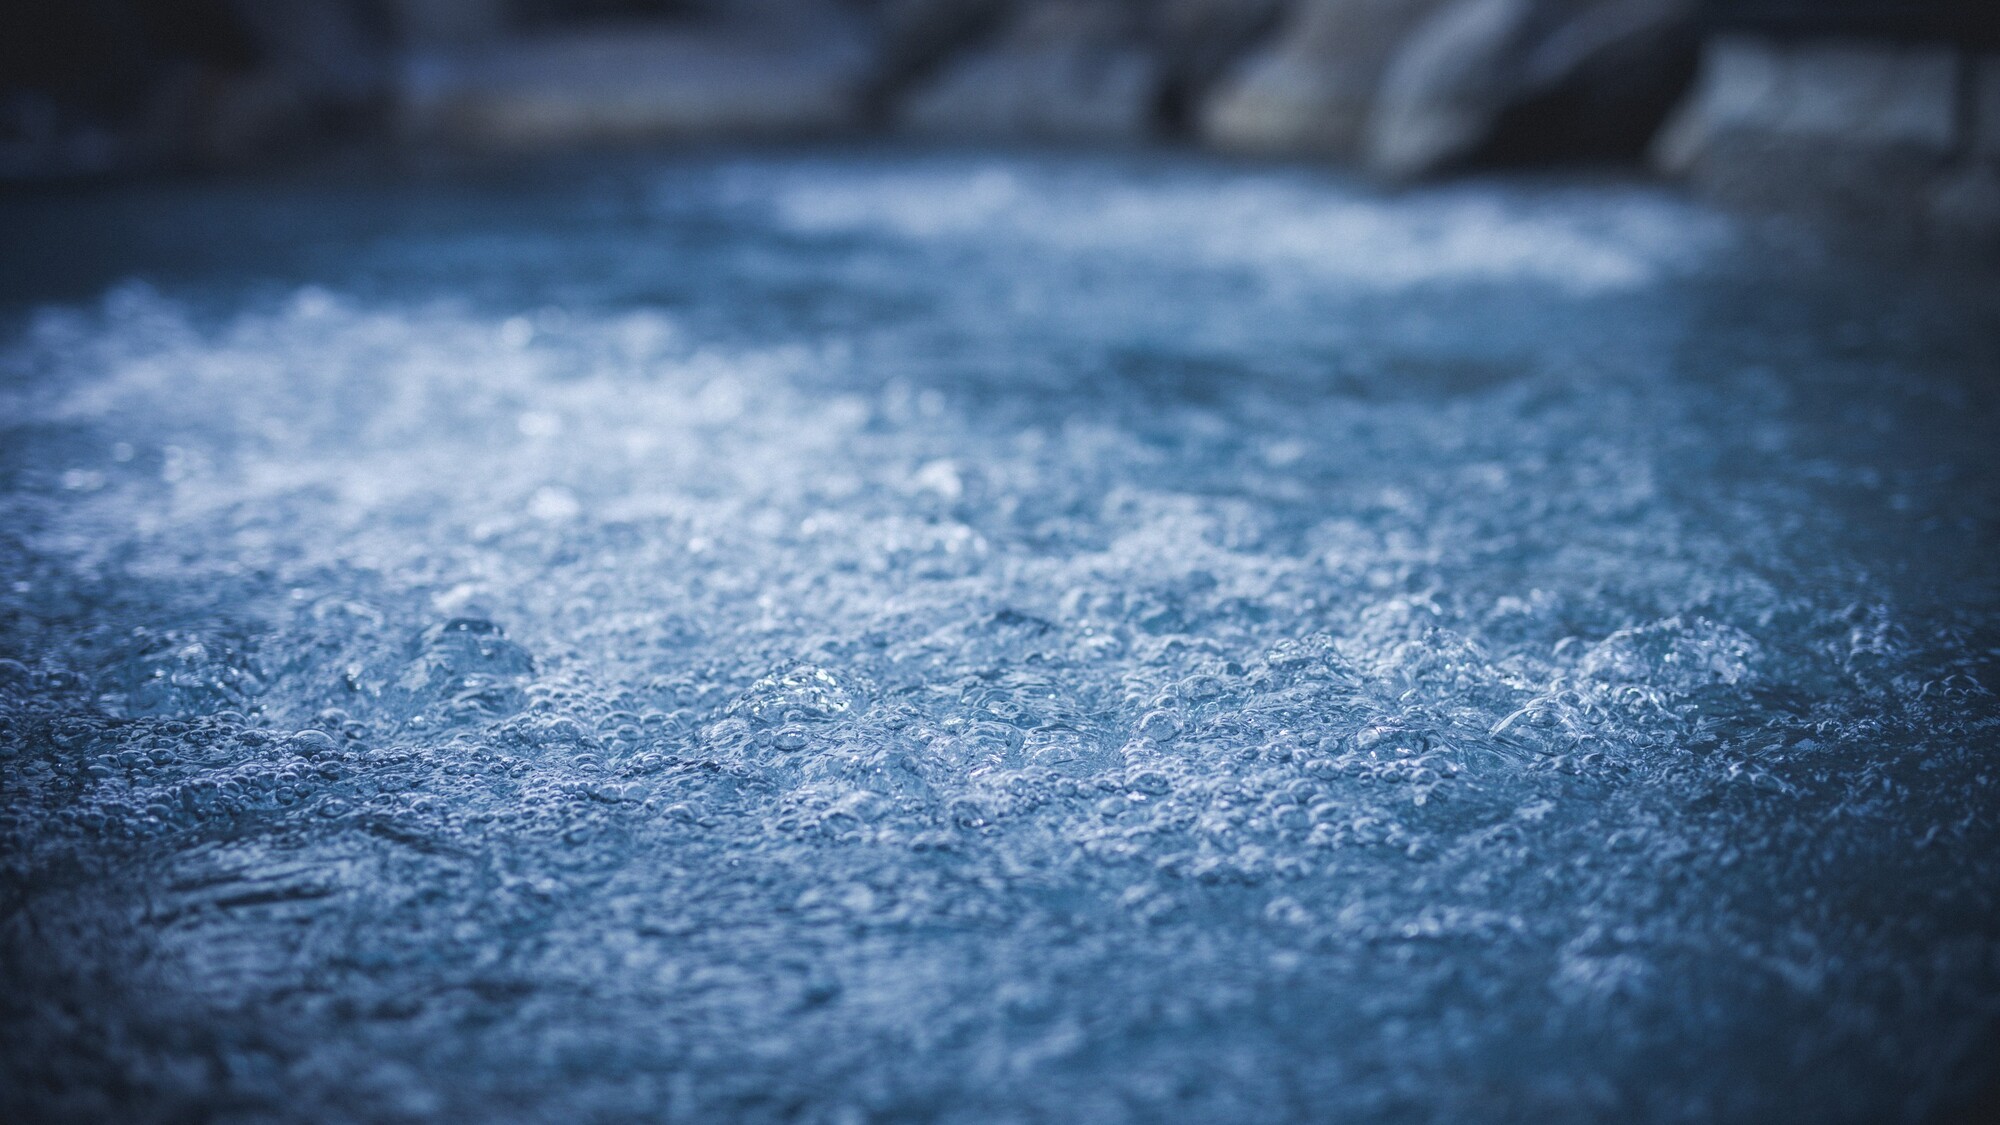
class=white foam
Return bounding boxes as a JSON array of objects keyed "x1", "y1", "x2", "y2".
[{"x1": 749, "y1": 161, "x2": 1728, "y2": 292}]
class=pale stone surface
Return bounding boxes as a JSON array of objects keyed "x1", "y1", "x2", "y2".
[
  {"x1": 1653, "y1": 35, "x2": 1993, "y2": 254},
  {"x1": 895, "y1": 3, "x2": 1158, "y2": 143},
  {"x1": 1365, "y1": 0, "x2": 1693, "y2": 178},
  {"x1": 396, "y1": 28, "x2": 875, "y2": 148},
  {"x1": 1780, "y1": 42, "x2": 1956, "y2": 150},
  {"x1": 1197, "y1": 0, "x2": 1447, "y2": 158},
  {"x1": 1656, "y1": 35, "x2": 1959, "y2": 171},
  {"x1": 1362, "y1": 0, "x2": 1533, "y2": 178},
  {"x1": 898, "y1": 45, "x2": 1157, "y2": 141},
  {"x1": 1145, "y1": 0, "x2": 1289, "y2": 124},
  {"x1": 1650, "y1": 36, "x2": 1779, "y2": 172}
]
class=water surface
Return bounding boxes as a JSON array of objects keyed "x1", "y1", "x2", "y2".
[{"x1": 2, "y1": 151, "x2": 1997, "y2": 1122}]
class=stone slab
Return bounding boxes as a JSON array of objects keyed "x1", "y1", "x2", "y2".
[{"x1": 396, "y1": 29, "x2": 873, "y2": 148}]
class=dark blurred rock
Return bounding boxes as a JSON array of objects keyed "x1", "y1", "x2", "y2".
[
  {"x1": 0, "y1": 1, "x2": 338, "y2": 179},
  {"x1": 0, "y1": 93, "x2": 128, "y2": 181},
  {"x1": 182, "y1": 1, "x2": 388, "y2": 163},
  {"x1": 384, "y1": 0, "x2": 511, "y2": 47},
  {"x1": 894, "y1": 2, "x2": 1157, "y2": 143},
  {"x1": 1929, "y1": 165, "x2": 2000, "y2": 253},
  {"x1": 1197, "y1": 0, "x2": 1448, "y2": 158},
  {"x1": 1364, "y1": 0, "x2": 1695, "y2": 178},
  {"x1": 1705, "y1": 0, "x2": 1995, "y2": 49},
  {"x1": 227, "y1": 0, "x2": 380, "y2": 94},
  {"x1": 1489, "y1": 0, "x2": 1697, "y2": 160},
  {"x1": 1972, "y1": 53, "x2": 2000, "y2": 160}
]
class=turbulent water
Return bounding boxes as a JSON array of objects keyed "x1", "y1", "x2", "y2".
[{"x1": 2, "y1": 151, "x2": 1997, "y2": 1123}]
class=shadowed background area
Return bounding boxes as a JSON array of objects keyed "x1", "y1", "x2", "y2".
[{"x1": 2, "y1": 2, "x2": 1997, "y2": 251}]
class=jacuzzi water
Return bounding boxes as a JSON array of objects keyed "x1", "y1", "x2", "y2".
[{"x1": 1, "y1": 151, "x2": 1996, "y2": 1123}]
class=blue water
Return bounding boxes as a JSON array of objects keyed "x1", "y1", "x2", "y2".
[{"x1": 2, "y1": 151, "x2": 1997, "y2": 1123}]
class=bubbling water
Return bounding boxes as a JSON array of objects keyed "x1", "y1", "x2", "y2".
[{"x1": 1, "y1": 152, "x2": 1996, "y2": 1124}]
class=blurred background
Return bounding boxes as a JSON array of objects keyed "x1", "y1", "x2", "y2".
[{"x1": 2, "y1": 0, "x2": 1995, "y2": 253}]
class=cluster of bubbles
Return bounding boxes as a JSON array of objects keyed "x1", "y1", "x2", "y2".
[{"x1": 1, "y1": 154, "x2": 1997, "y2": 1123}]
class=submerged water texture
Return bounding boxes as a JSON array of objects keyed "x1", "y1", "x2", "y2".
[{"x1": 1, "y1": 152, "x2": 1997, "y2": 1123}]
